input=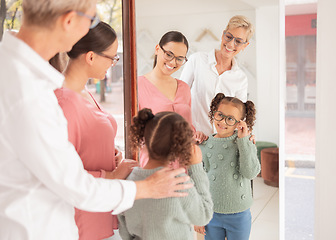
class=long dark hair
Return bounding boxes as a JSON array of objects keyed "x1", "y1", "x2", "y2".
[
  {"x1": 67, "y1": 21, "x2": 117, "y2": 59},
  {"x1": 153, "y1": 31, "x2": 189, "y2": 68}
]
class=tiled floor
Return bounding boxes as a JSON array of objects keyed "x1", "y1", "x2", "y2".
[{"x1": 250, "y1": 178, "x2": 279, "y2": 240}]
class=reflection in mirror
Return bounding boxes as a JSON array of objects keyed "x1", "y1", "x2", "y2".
[{"x1": 135, "y1": 1, "x2": 280, "y2": 240}]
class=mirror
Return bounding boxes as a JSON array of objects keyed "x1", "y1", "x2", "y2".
[{"x1": 135, "y1": 0, "x2": 281, "y2": 239}]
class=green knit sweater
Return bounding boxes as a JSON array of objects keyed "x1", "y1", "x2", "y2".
[
  {"x1": 117, "y1": 163, "x2": 213, "y2": 240},
  {"x1": 199, "y1": 132, "x2": 260, "y2": 214}
]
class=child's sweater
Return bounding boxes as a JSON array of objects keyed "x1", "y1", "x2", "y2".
[
  {"x1": 117, "y1": 163, "x2": 213, "y2": 240},
  {"x1": 200, "y1": 132, "x2": 260, "y2": 214}
]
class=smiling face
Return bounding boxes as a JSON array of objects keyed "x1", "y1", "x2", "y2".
[
  {"x1": 220, "y1": 27, "x2": 249, "y2": 59},
  {"x1": 154, "y1": 41, "x2": 188, "y2": 76},
  {"x1": 213, "y1": 102, "x2": 243, "y2": 138}
]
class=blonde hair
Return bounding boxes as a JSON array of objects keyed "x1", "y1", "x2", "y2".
[
  {"x1": 22, "y1": 0, "x2": 94, "y2": 27},
  {"x1": 225, "y1": 15, "x2": 255, "y2": 42}
]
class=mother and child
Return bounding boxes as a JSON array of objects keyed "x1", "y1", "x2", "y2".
[{"x1": 48, "y1": 12, "x2": 259, "y2": 240}]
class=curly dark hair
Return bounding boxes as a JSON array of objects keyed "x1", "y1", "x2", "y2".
[
  {"x1": 209, "y1": 93, "x2": 256, "y2": 131},
  {"x1": 130, "y1": 108, "x2": 194, "y2": 166}
]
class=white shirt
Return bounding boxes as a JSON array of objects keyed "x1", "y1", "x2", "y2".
[
  {"x1": 180, "y1": 50, "x2": 248, "y2": 136},
  {"x1": 0, "y1": 32, "x2": 136, "y2": 240}
]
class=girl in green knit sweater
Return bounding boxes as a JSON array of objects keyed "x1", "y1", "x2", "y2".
[
  {"x1": 195, "y1": 93, "x2": 260, "y2": 240},
  {"x1": 118, "y1": 108, "x2": 213, "y2": 240}
]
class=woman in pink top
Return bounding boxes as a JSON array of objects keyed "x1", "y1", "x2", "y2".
[
  {"x1": 54, "y1": 22, "x2": 138, "y2": 240},
  {"x1": 138, "y1": 31, "x2": 207, "y2": 167}
]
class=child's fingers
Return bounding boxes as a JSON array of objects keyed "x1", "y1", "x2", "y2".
[{"x1": 194, "y1": 226, "x2": 206, "y2": 235}]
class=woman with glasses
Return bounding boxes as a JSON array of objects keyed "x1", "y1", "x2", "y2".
[
  {"x1": 137, "y1": 31, "x2": 207, "y2": 167},
  {"x1": 180, "y1": 15, "x2": 255, "y2": 137},
  {"x1": 53, "y1": 22, "x2": 138, "y2": 240}
]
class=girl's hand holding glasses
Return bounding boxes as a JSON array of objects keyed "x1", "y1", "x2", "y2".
[{"x1": 236, "y1": 121, "x2": 250, "y2": 139}]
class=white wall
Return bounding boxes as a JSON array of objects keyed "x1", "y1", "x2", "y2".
[
  {"x1": 135, "y1": 0, "x2": 256, "y2": 85},
  {"x1": 254, "y1": 6, "x2": 280, "y2": 145},
  {"x1": 314, "y1": 0, "x2": 336, "y2": 238}
]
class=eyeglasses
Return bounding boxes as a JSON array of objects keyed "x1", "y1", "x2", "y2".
[
  {"x1": 160, "y1": 46, "x2": 188, "y2": 66},
  {"x1": 76, "y1": 11, "x2": 100, "y2": 29},
  {"x1": 213, "y1": 111, "x2": 239, "y2": 126},
  {"x1": 96, "y1": 52, "x2": 120, "y2": 66},
  {"x1": 223, "y1": 31, "x2": 247, "y2": 47}
]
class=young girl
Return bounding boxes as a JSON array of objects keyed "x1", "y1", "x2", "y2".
[
  {"x1": 195, "y1": 93, "x2": 260, "y2": 240},
  {"x1": 138, "y1": 31, "x2": 207, "y2": 167},
  {"x1": 118, "y1": 108, "x2": 213, "y2": 240}
]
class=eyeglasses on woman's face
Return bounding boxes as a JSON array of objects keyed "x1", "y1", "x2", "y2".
[
  {"x1": 223, "y1": 31, "x2": 247, "y2": 47},
  {"x1": 160, "y1": 46, "x2": 188, "y2": 66},
  {"x1": 96, "y1": 52, "x2": 120, "y2": 66},
  {"x1": 213, "y1": 111, "x2": 239, "y2": 126},
  {"x1": 75, "y1": 11, "x2": 100, "y2": 29}
]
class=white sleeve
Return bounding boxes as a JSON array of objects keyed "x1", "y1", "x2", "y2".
[
  {"x1": 180, "y1": 54, "x2": 196, "y2": 88},
  {"x1": 5, "y1": 93, "x2": 136, "y2": 213}
]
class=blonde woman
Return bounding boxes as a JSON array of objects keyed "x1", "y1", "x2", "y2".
[{"x1": 181, "y1": 15, "x2": 255, "y2": 136}]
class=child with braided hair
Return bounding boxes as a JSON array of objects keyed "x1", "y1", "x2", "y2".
[
  {"x1": 118, "y1": 108, "x2": 213, "y2": 240},
  {"x1": 194, "y1": 93, "x2": 260, "y2": 240}
]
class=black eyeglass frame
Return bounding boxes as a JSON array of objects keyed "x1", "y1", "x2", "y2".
[
  {"x1": 213, "y1": 111, "x2": 240, "y2": 126},
  {"x1": 223, "y1": 31, "x2": 248, "y2": 47},
  {"x1": 160, "y1": 46, "x2": 188, "y2": 66}
]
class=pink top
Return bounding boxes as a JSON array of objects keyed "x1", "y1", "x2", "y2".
[
  {"x1": 138, "y1": 76, "x2": 194, "y2": 167},
  {"x1": 138, "y1": 75, "x2": 193, "y2": 124},
  {"x1": 55, "y1": 88, "x2": 118, "y2": 240}
]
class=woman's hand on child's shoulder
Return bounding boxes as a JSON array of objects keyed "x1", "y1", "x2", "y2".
[
  {"x1": 237, "y1": 121, "x2": 250, "y2": 139},
  {"x1": 194, "y1": 225, "x2": 206, "y2": 235},
  {"x1": 194, "y1": 131, "x2": 208, "y2": 144},
  {"x1": 190, "y1": 145, "x2": 202, "y2": 165}
]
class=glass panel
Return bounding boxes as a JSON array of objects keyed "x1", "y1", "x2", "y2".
[
  {"x1": 303, "y1": 36, "x2": 316, "y2": 112},
  {"x1": 286, "y1": 36, "x2": 299, "y2": 111},
  {"x1": 285, "y1": 20, "x2": 316, "y2": 240}
]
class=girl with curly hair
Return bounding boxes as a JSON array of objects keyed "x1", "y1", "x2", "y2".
[
  {"x1": 118, "y1": 108, "x2": 213, "y2": 240},
  {"x1": 195, "y1": 93, "x2": 260, "y2": 240}
]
